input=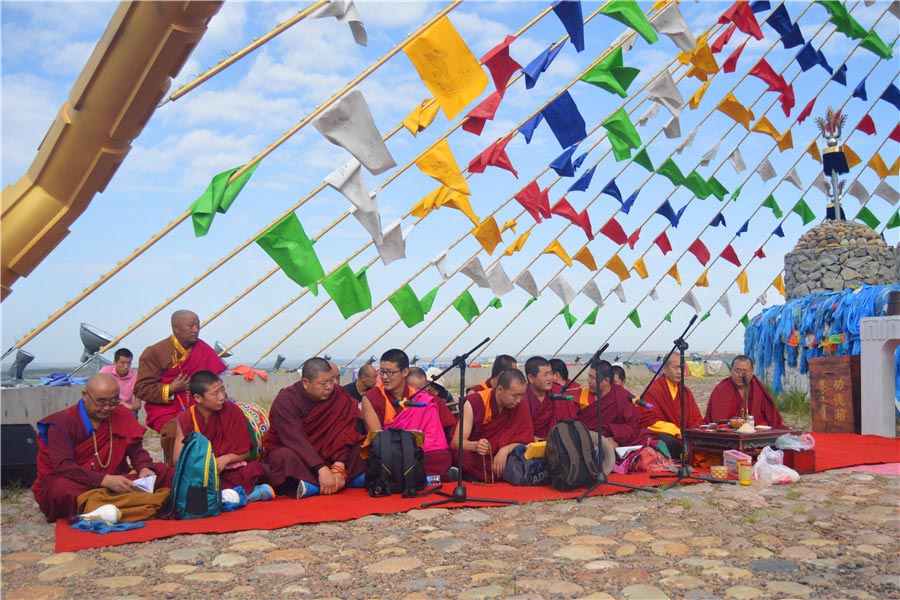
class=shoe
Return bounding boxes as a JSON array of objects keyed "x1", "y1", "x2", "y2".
[
  {"x1": 444, "y1": 466, "x2": 460, "y2": 482},
  {"x1": 248, "y1": 484, "x2": 274, "y2": 502},
  {"x1": 347, "y1": 473, "x2": 366, "y2": 488},
  {"x1": 296, "y1": 480, "x2": 320, "y2": 499}
]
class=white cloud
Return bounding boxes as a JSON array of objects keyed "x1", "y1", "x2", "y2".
[
  {"x1": 356, "y1": 1, "x2": 433, "y2": 29},
  {"x1": 0, "y1": 74, "x2": 60, "y2": 185}
]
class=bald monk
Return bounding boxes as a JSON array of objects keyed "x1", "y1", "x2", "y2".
[
  {"x1": 577, "y1": 361, "x2": 653, "y2": 449},
  {"x1": 467, "y1": 354, "x2": 517, "y2": 394},
  {"x1": 362, "y1": 349, "x2": 457, "y2": 479},
  {"x1": 525, "y1": 356, "x2": 577, "y2": 439},
  {"x1": 453, "y1": 369, "x2": 534, "y2": 482},
  {"x1": 173, "y1": 371, "x2": 269, "y2": 493},
  {"x1": 32, "y1": 374, "x2": 170, "y2": 521},
  {"x1": 638, "y1": 354, "x2": 704, "y2": 458},
  {"x1": 264, "y1": 357, "x2": 365, "y2": 498},
  {"x1": 345, "y1": 364, "x2": 377, "y2": 405},
  {"x1": 706, "y1": 355, "x2": 784, "y2": 428},
  {"x1": 135, "y1": 310, "x2": 226, "y2": 466}
]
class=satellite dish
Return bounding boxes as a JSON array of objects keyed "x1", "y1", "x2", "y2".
[
  {"x1": 9, "y1": 350, "x2": 34, "y2": 379},
  {"x1": 214, "y1": 341, "x2": 232, "y2": 358},
  {"x1": 365, "y1": 355, "x2": 377, "y2": 366},
  {"x1": 273, "y1": 354, "x2": 286, "y2": 371},
  {"x1": 323, "y1": 353, "x2": 332, "y2": 361},
  {"x1": 411, "y1": 354, "x2": 420, "y2": 365},
  {"x1": 79, "y1": 323, "x2": 114, "y2": 362}
]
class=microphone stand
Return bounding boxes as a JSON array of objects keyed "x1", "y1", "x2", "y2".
[
  {"x1": 422, "y1": 337, "x2": 518, "y2": 508},
  {"x1": 647, "y1": 316, "x2": 735, "y2": 488},
  {"x1": 576, "y1": 345, "x2": 657, "y2": 502}
]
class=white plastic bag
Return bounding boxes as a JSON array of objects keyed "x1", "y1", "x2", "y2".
[
  {"x1": 752, "y1": 446, "x2": 800, "y2": 485},
  {"x1": 775, "y1": 433, "x2": 815, "y2": 451}
]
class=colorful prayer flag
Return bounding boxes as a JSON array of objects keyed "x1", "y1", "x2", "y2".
[
  {"x1": 600, "y1": 0, "x2": 659, "y2": 44},
  {"x1": 415, "y1": 139, "x2": 471, "y2": 194},
  {"x1": 190, "y1": 163, "x2": 259, "y2": 237},
  {"x1": 559, "y1": 305, "x2": 578, "y2": 329},
  {"x1": 605, "y1": 255, "x2": 631, "y2": 281},
  {"x1": 402, "y1": 99, "x2": 440, "y2": 136},
  {"x1": 602, "y1": 108, "x2": 643, "y2": 161},
  {"x1": 312, "y1": 89, "x2": 396, "y2": 175},
  {"x1": 452, "y1": 291, "x2": 480, "y2": 324},
  {"x1": 544, "y1": 240, "x2": 573, "y2": 266},
  {"x1": 322, "y1": 264, "x2": 372, "y2": 319},
  {"x1": 627, "y1": 308, "x2": 642, "y2": 328},
  {"x1": 256, "y1": 213, "x2": 325, "y2": 293},
  {"x1": 472, "y1": 216, "x2": 502, "y2": 254},
  {"x1": 792, "y1": 199, "x2": 816, "y2": 225},
  {"x1": 580, "y1": 46, "x2": 639, "y2": 97}
]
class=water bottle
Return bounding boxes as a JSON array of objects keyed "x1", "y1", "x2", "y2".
[
  {"x1": 747, "y1": 415, "x2": 755, "y2": 429},
  {"x1": 426, "y1": 475, "x2": 441, "y2": 486}
]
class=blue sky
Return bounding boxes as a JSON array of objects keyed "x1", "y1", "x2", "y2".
[{"x1": 2, "y1": 0, "x2": 898, "y2": 367}]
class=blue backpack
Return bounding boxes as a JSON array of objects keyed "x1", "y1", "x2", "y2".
[{"x1": 166, "y1": 407, "x2": 221, "y2": 519}]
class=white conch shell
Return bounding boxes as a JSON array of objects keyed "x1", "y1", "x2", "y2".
[
  {"x1": 221, "y1": 489, "x2": 241, "y2": 504},
  {"x1": 79, "y1": 504, "x2": 121, "y2": 524}
]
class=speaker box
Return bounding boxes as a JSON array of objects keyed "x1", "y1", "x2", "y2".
[{"x1": 1, "y1": 424, "x2": 39, "y2": 487}]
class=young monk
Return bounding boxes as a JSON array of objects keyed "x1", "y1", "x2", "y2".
[
  {"x1": 466, "y1": 354, "x2": 518, "y2": 394},
  {"x1": 173, "y1": 371, "x2": 269, "y2": 494},
  {"x1": 526, "y1": 356, "x2": 577, "y2": 439},
  {"x1": 577, "y1": 361, "x2": 653, "y2": 449},
  {"x1": 453, "y1": 369, "x2": 534, "y2": 482}
]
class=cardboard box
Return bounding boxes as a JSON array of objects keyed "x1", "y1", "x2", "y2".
[{"x1": 723, "y1": 449, "x2": 751, "y2": 477}]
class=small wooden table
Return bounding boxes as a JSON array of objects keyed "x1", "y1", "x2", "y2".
[{"x1": 683, "y1": 429, "x2": 801, "y2": 464}]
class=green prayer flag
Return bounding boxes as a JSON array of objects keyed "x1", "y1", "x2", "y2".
[
  {"x1": 730, "y1": 184, "x2": 743, "y2": 202},
  {"x1": 388, "y1": 285, "x2": 426, "y2": 327},
  {"x1": 559, "y1": 306, "x2": 577, "y2": 329},
  {"x1": 602, "y1": 108, "x2": 642, "y2": 161},
  {"x1": 700, "y1": 310, "x2": 711, "y2": 323},
  {"x1": 633, "y1": 147, "x2": 654, "y2": 172},
  {"x1": 524, "y1": 296, "x2": 538, "y2": 310},
  {"x1": 707, "y1": 176, "x2": 728, "y2": 201},
  {"x1": 828, "y1": 332, "x2": 844, "y2": 344},
  {"x1": 583, "y1": 306, "x2": 599, "y2": 325},
  {"x1": 816, "y1": 0, "x2": 867, "y2": 39},
  {"x1": 322, "y1": 264, "x2": 371, "y2": 319},
  {"x1": 762, "y1": 194, "x2": 783, "y2": 218},
  {"x1": 792, "y1": 199, "x2": 816, "y2": 225},
  {"x1": 626, "y1": 308, "x2": 641, "y2": 328},
  {"x1": 887, "y1": 210, "x2": 900, "y2": 229},
  {"x1": 855, "y1": 206, "x2": 881, "y2": 229},
  {"x1": 256, "y1": 213, "x2": 325, "y2": 294},
  {"x1": 581, "y1": 47, "x2": 640, "y2": 98},
  {"x1": 860, "y1": 28, "x2": 894, "y2": 59},
  {"x1": 740, "y1": 313, "x2": 750, "y2": 328},
  {"x1": 684, "y1": 170, "x2": 712, "y2": 199},
  {"x1": 420, "y1": 286, "x2": 439, "y2": 313},
  {"x1": 487, "y1": 297, "x2": 503, "y2": 310},
  {"x1": 657, "y1": 158, "x2": 685, "y2": 186},
  {"x1": 453, "y1": 291, "x2": 480, "y2": 324},
  {"x1": 190, "y1": 163, "x2": 259, "y2": 237},
  {"x1": 664, "y1": 311, "x2": 673, "y2": 323},
  {"x1": 600, "y1": 0, "x2": 659, "y2": 44}
]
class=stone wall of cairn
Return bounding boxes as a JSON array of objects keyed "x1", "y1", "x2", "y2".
[{"x1": 784, "y1": 220, "x2": 899, "y2": 301}]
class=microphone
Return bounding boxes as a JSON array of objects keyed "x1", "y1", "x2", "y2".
[
  {"x1": 393, "y1": 399, "x2": 427, "y2": 408},
  {"x1": 549, "y1": 393, "x2": 574, "y2": 401},
  {"x1": 628, "y1": 395, "x2": 654, "y2": 410}
]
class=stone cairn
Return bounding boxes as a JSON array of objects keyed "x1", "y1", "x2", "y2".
[{"x1": 784, "y1": 219, "x2": 899, "y2": 301}]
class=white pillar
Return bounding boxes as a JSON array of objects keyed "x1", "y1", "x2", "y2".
[{"x1": 860, "y1": 316, "x2": 900, "y2": 437}]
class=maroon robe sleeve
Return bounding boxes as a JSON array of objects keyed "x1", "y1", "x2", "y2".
[
  {"x1": 683, "y1": 387, "x2": 705, "y2": 429},
  {"x1": 604, "y1": 386, "x2": 653, "y2": 447},
  {"x1": 39, "y1": 415, "x2": 106, "y2": 488},
  {"x1": 638, "y1": 378, "x2": 671, "y2": 428},
  {"x1": 705, "y1": 378, "x2": 739, "y2": 423},
  {"x1": 268, "y1": 386, "x2": 327, "y2": 473},
  {"x1": 134, "y1": 339, "x2": 169, "y2": 405}
]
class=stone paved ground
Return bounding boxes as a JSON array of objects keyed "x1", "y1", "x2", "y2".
[{"x1": 3, "y1": 466, "x2": 898, "y2": 599}]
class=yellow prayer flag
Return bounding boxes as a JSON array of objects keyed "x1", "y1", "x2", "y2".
[
  {"x1": 776, "y1": 128, "x2": 793, "y2": 152},
  {"x1": 890, "y1": 157, "x2": 900, "y2": 177},
  {"x1": 500, "y1": 219, "x2": 517, "y2": 234},
  {"x1": 868, "y1": 153, "x2": 890, "y2": 178},
  {"x1": 605, "y1": 255, "x2": 631, "y2": 282},
  {"x1": 403, "y1": 16, "x2": 489, "y2": 120},
  {"x1": 415, "y1": 139, "x2": 471, "y2": 194},
  {"x1": 843, "y1": 144, "x2": 862, "y2": 169},
  {"x1": 773, "y1": 273, "x2": 785, "y2": 297},
  {"x1": 402, "y1": 99, "x2": 440, "y2": 136},
  {"x1": 695, "y1": 269, "x2": 709, "y2": 287},
  {"x1": 544, "y1": 240, "x2": 573, "y2": 266},
  {"x1": 736, "y1": 269, "x2": 749, "y2": 294},
  {"x1": 411, "y1": 186, "x2": 444, "y2": 217},
  {"x1": 805, "y1": 140, "x2": 822, "y2": 163},
  {"x1": 631, "y1": 257, "x2": 649, "y2": 279},
  {"x1": 651, "y1": 0, "x2": 670, "y2": 10},
  {"x1": 717, "y1": 93, "x2": 754, "y2": 130},
  {"x1": 413, "y1": 185, "x2": 479, "y2": 224},
  {"x1": 503, "y1": 231, "x2": 530, "y2": 256},
  {"x1": 666, "y1": 263, "x2": 681, "y2": 285},
  {"x1": 751, "y1": 116, "x2": 779, "y2": 140},
  {"x1": 680, "y1": 34, "x2": 718, "y2": 81},
  {"x1": 472, "y1": 216, "x2": 502, "y2": 255},
  {"x1": 442, "y1": 190, "x2": 480, "y2": 225},
  {"x1": 689, "y1": 80, "x2": 710, "y2": 110},
  {"x1": 573, "y1": 246, "x2": 598, "y2": 271}
]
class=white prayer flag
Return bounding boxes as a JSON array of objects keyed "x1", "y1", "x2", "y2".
[
  {"x1": 700, "y1": 140, "x2": 720, "y2": 167},
  {"x1": 755, "y1": 158, "x2": 776, "y2": 182},
  {"x1": 485, "y1": 263, "x2": 514, "y2": 297},
  {"x1": 676, "y1": 130, "x2": 697, "y2": 154},
  {"x1": 784, "y1": 167, "x2": 803, "y2": 191},
  {"x1": 582, "y1": 280, "x2": 604, "y2": 306},
  {"x1": 313, "y1": 89, "x2": 396, "y2": 175},
  {"x1": 651, "y1": 1, "x2": 697, "y2": 52},
  {"x1": 611, "y1": 283, "x2": 626, "y2": 303},
  {"x1": 681, "y1": 290, "x2": 701, "y2": 313},
  {"x1": 433, "y1": 251, "x2": 449, "y2": 281},
  {"x1": 646, "y1": 70, "x2": 683, "y2": 117},
  {"x1": 548, "y1": 275, "x2": 576, "y2": 306},
  {"x1": 461, "y1": 257, "x2": 491, "y2": 288},
  {"x1": 727, "y1": 147, "x2": 746, "y2": 173},
  {"x1": 846, "y1": 180, "x2": 870, "y2": 202},
  {"x1": 375, "y1": 220, "x2": 408, "y2": 265},
  {"x1": 812, "y1": 172, "x2": 830, "y2": 195},
  {"x1": 350, "y1": 205, "x2": 383, "y2": 245},
  {"x1": 325, "y1": 159, "x2": 377, "y2": 213},
  {"x1": 717, "y1": 294, "x2": 732, "y2": 317},
  {"x1": 663, "y1": 116, "x2": 681, "y2": 139},
  {"x1": 636, "y1": 103, "x2": 660, "y2": 127},
  {"x1": 649, "y1": 287, "x2": 659, "y2": 301},
  {"x1": 875, "y1": 180, "x2": 900, "y2": 205},
  {"x1": 757, "y1": 291, "x2": 768, "y2": 306},
  {"x1": 890, "y1": 0, "x2": 900, "y2": 19},
  {"x1": 514, "y1": 269, "x2": 539, "y2": 298},
  {"x1": 311, "y1": 0, "x2": 367, "y2": 46}
]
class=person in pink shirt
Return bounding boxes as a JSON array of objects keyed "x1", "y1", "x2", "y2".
[{"x1": 99, "y1": 348, "x2": 140, "y2": 418}]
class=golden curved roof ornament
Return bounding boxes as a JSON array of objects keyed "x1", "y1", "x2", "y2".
[{"x1": 0, "y1": 1, "x2": 223, "y2": 301}]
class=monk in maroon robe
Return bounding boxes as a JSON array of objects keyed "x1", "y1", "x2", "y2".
[
  {"x1": 466, "y1": 354, "x2": 518, "y2": 394},
  {"x1": 264, "y1": 358, "x2": 365, "y2": 498},
  {"x1": 524, "y1": 356, "x2": 575, "y2": 439},
  {"x1": 174, "y1": 371, "x2": 268, "y2": 492},
  {"x1": 135, "y1": 310, "x2": 226, "y2": 466},
  {"x1": 639, "y1": 355, "x2": 704, "y2": 458},
  {"x1": 577, "y1": 363, "x2": 653, "y2": 448},
  {"x1": 362, "y1": 349, "x2": 456, "y2": 479},
  {"x1": 33, "y1": 374, "x2": 169, "y2": 521},
  {"x1": 453, "y1": 370, "x2": 534, "y2": 482},
  {"x1": 706, "y1": 356, "x2": 785, "y2": 428},
  {"x1": 549, "y1": 358, "x2": 582, "y2": 398}
]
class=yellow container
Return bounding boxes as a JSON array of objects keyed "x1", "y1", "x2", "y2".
[{"x1": 738, "y1": 461, "x2": 752, "y2": 486}]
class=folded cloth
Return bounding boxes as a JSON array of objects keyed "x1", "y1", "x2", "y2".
[{"x1": 71, "y1": 519, "x2": 146, "y2": 534}]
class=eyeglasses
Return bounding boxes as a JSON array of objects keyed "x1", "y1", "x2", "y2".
[
  {"x1": 378, "y1": 368, "x2": 401, "y2": 377},
  {"x1": 85, "y1": 390, "x2": 119, "y2": 409}
]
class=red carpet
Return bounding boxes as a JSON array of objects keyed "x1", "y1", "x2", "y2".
[{"x1": 54, "y1": 432, "x2": 900, "y2": 553}]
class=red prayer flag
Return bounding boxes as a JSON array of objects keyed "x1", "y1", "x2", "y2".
[
  {"x1": 856, "y1": 114, "x2": 876, "y2": 136},
  {"x1": 687, "y1": 238, "x2": 711, "y2": 265},
  {"x1": 797, "y1": 96, "x2": 816, "y2": 124},
  {"x1": 550, "y1": 197, "x2": 579, "y2": 221},
  {"x1": 468, "y1": 136, "x2": 518, "y2": 177},
  {"x1": 539, "y1": 187, "x2": 552, "y2": 219},
  {"x1": 749, "y1": 59, "x2": 787, "y2": 93},
  {"x1": 552, "y1": 198, "x2": 593, "y2": 240},
  {"x1": 515, "y1": 181, "x2": 544, "y2": 223},
  {"x1": 890, "y1": 123, "x2": 900, "y2": 143},
  {"x1": 481, "y1": 35, "x2": 522, "y2": 94},
  {"x1": 462, "y1": 91, "x2": 503, "y2": 135},
  {"x1": 720, "y1": 244, "x2": 742, "y2": 267},
  {"x1": 723, "y1": 40, "x2": 747, "y2": 74},
  {"x1": 571, "y1": 209, "x2": 593, "y2": 240},
  {"x1": 599, "y1": 218, "x2": 628, "y2": 245},
  {"x1": 711, "y1": 23, "x2": 736, "y2": 53},
  {"x1": 779, "y1": 83, "x2": 795, "y2": 117},
  {"x1": 654, "y1": 231, "x2": 672, "y2": 255},
  {"x1": 754, "y1": 247, "x2": 766, "y2": 259},
  {"x1": 718, "y1": 1, "x2": 764, "y2": 40},
  {"x1": 627, "y1": 227, "x2": 641, "y2": 250}
]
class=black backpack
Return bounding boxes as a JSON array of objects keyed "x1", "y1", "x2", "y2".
[
  {"x1": 365, "y1": 428, "x2": 427, "y2": 498},
  {"x1": 546, "y1": 420, "x2": 600, "y2": 491}
]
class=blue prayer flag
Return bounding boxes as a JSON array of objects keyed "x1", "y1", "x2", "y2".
[
  {"x1": 881, "y1": 83, "x2": 900, "y2": 110},
  {"x1": 519, "y1": 113, "x2": 544, "y2": 143},
  {"x1": 567, "y1": 165, "x2": 596, "y2": 192},
  {"x1": 523, "y1": 43, "x2": 564, "y2": 89},
  {"x1": 552, "y1": 0, "x2": 585, "y2": 52},
  {"x1": 853, "y1": 77, "x2": 867, "y2": 101},
  {"x1": 750, "y1": 0, "x2": 770, "y2": 12},
  {"x1": 573, "y1": 152, "x2": 588, "y2": 170},
  {"x1": 773, "y1": 224, "x2": 785, "y2": 238},
  {"x1": 550, "y1": 145, "x2": 580, "y2": 176},
  {"x1": 766, "y1": 4, "x2": 804, "y2": 48},
  {"x1": 737, "y1": 219, "x2": 749, "y2": 237},
  {"x1": 542, "y1": 91, "x2": 587, "y2": 148},
  {"x1": 622, "y1": 190, "x2": 638, "y2": 214},
  {"x1": 600, "y1": 178, "x2": 622, "y2": 202},
  {"x1": 817, "y1": 50, "x2": 833, "y2": 75},
  {"x1": 655, "y1": 200, "x2": 686, "y2": 228},
  {"x1": 831, "y1": 63, "x2": 847, "y2": 86},
  {"x1": 796, "y1": 42, "x2": 817, "y2": 71},
  {"x1": 710, "y1": 213, "x2": 726, "y2": 228}
]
